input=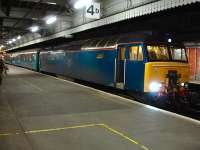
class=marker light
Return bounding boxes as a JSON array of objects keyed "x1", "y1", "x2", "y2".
[
  {"x1": 149, "y1": 82, "x2": 162, "y2": 92},
  {"x1": 17, "y1": 35, "x2": 21, "y2": 40},
  {"x1": 30, "y1": 26, "x2": 39, "y2": 32},
  {"x1": 168, "y1": 38, "x2": 172, "y2": 43},
  {"x1": 46, "y1": 16, "x2": 57, "y2": 25},
  {"x1": 74, "y1": 0, "x2": 92, "y2": 9}
]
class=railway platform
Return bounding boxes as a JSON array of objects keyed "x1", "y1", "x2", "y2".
[{"x1": 0, "y1": 65, "x2": 199, "y2": 150}]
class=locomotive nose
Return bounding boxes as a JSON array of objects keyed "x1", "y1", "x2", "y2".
[{"x1": 144, "y1": 62, "x2": 189, "y2": 93}]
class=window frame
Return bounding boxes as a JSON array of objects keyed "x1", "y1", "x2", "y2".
[
  {"x1": 146, "y1": 45, "x2": 170, "y2": 62},
  {"x1": 169, "y1": 46, "x2": 188, "y2": 62},
  {"x1": 146, "y1": 44, "x2": 188, "y2": 62},
  {"x1": 128, "y1": 45, "x2": 143, "y2": 61},
  {"x1": 118, "y1": 47, "x2": 126, "y2": 61}
]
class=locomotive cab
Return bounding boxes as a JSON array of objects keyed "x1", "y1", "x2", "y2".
[
  {"x1": 115, "y1": 40, "x2": 189, "y2": 100},
  {"x1": 144, "y1": 44, "x2": 189, "y2": 95}
]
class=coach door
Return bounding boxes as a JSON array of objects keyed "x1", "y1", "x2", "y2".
[{"x1": 116, "y1": 46, "x2": 128, "y2": 89}]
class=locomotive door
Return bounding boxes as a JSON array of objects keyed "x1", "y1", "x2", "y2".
[{"x1": 116, "y1": 46, "x2": 128, "y2": 89}]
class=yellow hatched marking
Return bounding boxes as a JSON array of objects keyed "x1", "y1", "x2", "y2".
[
  {"x1": 0, "y1": 132, "x2": 20, "y2": 136},
  {"x1": 141, "y1": 145, "x2": 150, "y2": 150},
  {"x1": 102, "y1": 124, "x2": 139, "y2": 144},
  {"x1": 0, "y1": 133, "x2": 13, "y2": 136},
  {"x1": 0, "y1": 123, "x2": 150, "y2": 150},
  {"x1": 25, "y1": 123, "x2": 104, "y2": 134},
  {"x1": 102, "y1": 124, "x2": 150, "y2": 150}
]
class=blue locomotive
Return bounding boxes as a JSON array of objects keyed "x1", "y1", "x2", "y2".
[{"x1": 7, "y1": 33, "x2": 189, "y2": 97}]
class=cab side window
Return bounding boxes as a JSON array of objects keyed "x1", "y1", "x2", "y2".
[
  {"x1": 129, "y1": 46, "x2": 143, "y2": 61},
  {"x1": 119, "y1": 47, "x2": 126, "y2": 60}
]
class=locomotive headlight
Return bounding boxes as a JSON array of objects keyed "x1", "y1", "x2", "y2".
[
  {"x1": 180, "y1": 82, "x2": 188, "y2": 88},
  {"x1": 149, "y1": 82, "x2": 162, "y2": 92},
  {"x1": 180, "y1": 82, "x2": 185, "y2": 87}
]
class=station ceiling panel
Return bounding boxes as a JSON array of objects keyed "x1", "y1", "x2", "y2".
[{"x1": 0, "y1": 0, "x2": 199, "y2": 51}]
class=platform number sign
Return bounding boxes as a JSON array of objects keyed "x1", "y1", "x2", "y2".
[{"x1": 86, "y1": 2, "x2": 100, "y2": 19}]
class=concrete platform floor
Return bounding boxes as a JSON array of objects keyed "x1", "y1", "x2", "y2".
[{"x1": 0, "y1": 65, "x2": 199, "y2": 150}]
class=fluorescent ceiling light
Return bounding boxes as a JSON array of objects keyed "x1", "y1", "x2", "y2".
[
  {"x1": 30, "y1": 26, "x2": 39, "y2": 32},
  {"x1": 17, "y1": 35, "x2": 21, "y2": 40},
  {"x1": 46, "y1": 2, "x2": 56, "y2": 5},
  {"x1": 74, "y1": 0, "x2": 92, "y2": 9},
  {"x1": 12, "y1": 38, "x2": 16, "y2": 42},
  {"x1": 46, "y1": 16, "x2": 57, "y2": 25},
  {"x1": 8, "y1": 40, "x2": 12, "y2": 44}
]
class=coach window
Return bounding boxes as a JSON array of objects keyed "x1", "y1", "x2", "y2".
[
  {"x1": 32, "y1": 55, "x2": 35, "y2": 61},
  {"x1": 129, "y1": 46, "x2": 143, "y2": 61}
]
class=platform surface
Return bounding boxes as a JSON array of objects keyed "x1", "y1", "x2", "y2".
[{"x1": 0, "y1": 65, "x2": 199, "y2": 150}]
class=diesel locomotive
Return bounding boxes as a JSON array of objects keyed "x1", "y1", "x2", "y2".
[{"x1": 6, "y1": 33, "x2": 190, "y2": 105}]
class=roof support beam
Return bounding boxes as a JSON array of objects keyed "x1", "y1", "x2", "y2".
[
  {"x1": 0, "y1": 16, "x2": 42, "y2": 24},
  {"x1": 8, "y1": 0, "x2": 66, "y2": 12},
  {"x1": 0, "y1": 26, "x2": 29, "y2": 32},
  {"x1": 1, "y1": 5, "x2": 11, "y2": 17}
]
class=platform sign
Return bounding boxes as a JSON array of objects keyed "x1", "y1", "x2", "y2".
[{"x1": 85, "y1": 2, "x2": 101, "y2": 19}]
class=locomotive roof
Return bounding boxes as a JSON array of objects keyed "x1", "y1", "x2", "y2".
[{"x1": 53, "y1": 32, "x2": 178, "y2": 51}]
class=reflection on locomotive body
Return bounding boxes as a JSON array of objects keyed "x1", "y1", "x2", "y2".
[{"x1": 7, "y1": 33, "x2": 189, "y2": 100}]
